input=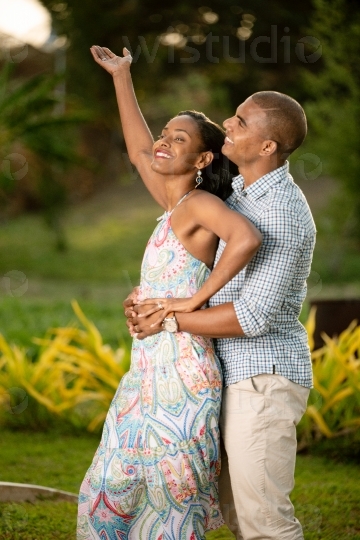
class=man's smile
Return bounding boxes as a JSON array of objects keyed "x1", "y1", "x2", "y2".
[{"x1": 224, "y1": 136, "x2": 234, "y2": 145}]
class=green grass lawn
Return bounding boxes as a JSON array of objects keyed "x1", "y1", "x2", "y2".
[
  {"x1": 0, "y1": 430, "x2": 359, "y2": 539},
  {"x1": 0, "y1": 182, "x2": 160, "y2": 349},
  {"x1": 0, "y1": 182, "x2": 159, "y2": 284}
]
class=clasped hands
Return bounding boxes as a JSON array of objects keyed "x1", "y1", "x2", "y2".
[{"x1": 123, "y1": 287, "x2": 198, "y2": 339}]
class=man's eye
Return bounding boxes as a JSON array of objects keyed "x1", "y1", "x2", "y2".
[{"x1": 158, "y1": 134, "x2": 165, "y2": 139}]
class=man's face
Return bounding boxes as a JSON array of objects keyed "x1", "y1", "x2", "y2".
[{"x1": 222, "y1": 97, "x2": 268, "y2": 168}]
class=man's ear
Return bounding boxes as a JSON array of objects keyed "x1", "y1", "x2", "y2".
[{"x1": 260, "y1": 140, "x2": 277, "y2": 157}]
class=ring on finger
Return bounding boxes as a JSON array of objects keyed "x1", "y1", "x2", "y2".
[{"x1": 158, "y1": 302, "x2": 164, "y2": 310}]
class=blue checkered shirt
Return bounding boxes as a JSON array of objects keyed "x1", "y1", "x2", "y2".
[{"x1": 209, "y1": 162, "x2": 316, "y2": 388}]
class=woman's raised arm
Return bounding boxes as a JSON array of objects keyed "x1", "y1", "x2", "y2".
[{"x1": 90, "y1": 45, "x2": 167, "y2": 208}]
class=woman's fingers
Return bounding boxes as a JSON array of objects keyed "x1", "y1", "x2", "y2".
[
  {"x1": 90, "y1": 45, "x2": 119, "y2": 69},
  {"x1": 101, "y1": 47, "x2": 116, "y2": 60},
  {"x1": 90, "y1": 46, "x2": 108, "y2": 66},
  {"x1": 138, "y1": 298, "x2": 164, "y2": 306},
  {"x1": 92, "y1": 45, "x2": 105, "y2": 58},
  {"x1": 90, "y1": 46, "x2": 101, "y2": 63},
  {"x1": 138, "y1": 306, "x2": 160, "y2": 318},
  {"x1": 137, "y1": 299, "x2": 169, "y2": 318},
  {"x1": 103, "y1": 47, "x2": 116, "y2": 58}
]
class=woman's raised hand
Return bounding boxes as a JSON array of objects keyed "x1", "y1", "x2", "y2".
[{"x1": 90, "y1": 46, "x2": 132, "y2": 76}]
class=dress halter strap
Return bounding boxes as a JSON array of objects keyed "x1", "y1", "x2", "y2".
[{"x1": 156, "y1": 189, "x2": 195, "y2": 221}]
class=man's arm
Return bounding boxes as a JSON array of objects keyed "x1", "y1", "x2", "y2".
[
  {"x1": 231, "y1": 208, "x2": 313, "y2": 337},
  {"x1": 177, "y1": 303, "x2": 245, "y2": 337},
  {"x1": 175, "y1": 208, "x2": 311, "y2": 340},
  {"x1": 128, "y1": 302, "x2": 244, "y2": 339}
]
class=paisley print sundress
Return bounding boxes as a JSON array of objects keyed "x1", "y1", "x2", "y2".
[{"x1": 77, "y1": 194, "x2": 224, "y2": 540}]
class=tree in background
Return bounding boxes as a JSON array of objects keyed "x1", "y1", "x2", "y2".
[
  {"x1": 41, "y1": 0, "x2": 316, "y2": 119},
  {"x1": 302, "y1": 0, "x2": 360, "y2": 241},
  {"x1": 0, "y1": 63, "x2": 90, "y2": 249},
  {"x1": 36, "y1": 0, "x2": 321, "y2": 197}
]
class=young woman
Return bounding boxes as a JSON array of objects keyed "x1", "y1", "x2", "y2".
[{"x1": 77, "y1": 46, "x2": 262, "y2": 540}]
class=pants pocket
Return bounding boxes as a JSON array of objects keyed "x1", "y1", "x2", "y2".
[{"x1": 250, "y1": 374, "x2": 270, "y2": 395}]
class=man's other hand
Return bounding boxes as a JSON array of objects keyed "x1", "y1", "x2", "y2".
[{"x1": 123, "y1": 287, "x2": 162, "y2": 339}]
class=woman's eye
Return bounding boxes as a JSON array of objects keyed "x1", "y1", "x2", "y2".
[{"x1": 175, "y1": 137, "x2": 184, "y2": 142}]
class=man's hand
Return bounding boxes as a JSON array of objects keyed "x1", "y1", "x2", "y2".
[
  {"x1": 123, "y1": 287, "x2": 139, "y2": 317},
  {"x1": 123, "y1": 287, "x2": 139, "y2": 337},
  {"x1": 128, "y1": 308, "x2": 163, "y2": 340},
  {"x1": 90, "y1": 46, "x2": 132, "y2": 77},
  {"x1": 123, "y1": 288, "x2": 162, "y2": 339}
]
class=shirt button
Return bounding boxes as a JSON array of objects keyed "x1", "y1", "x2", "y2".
[{"x1": 243, "y1": 192, "x2": 247, "y2": 197}]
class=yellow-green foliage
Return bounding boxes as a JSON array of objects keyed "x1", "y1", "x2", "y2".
[
  {"x1": 299, "y1": 307, "x2": 360, "y2": 445},
  {"x1": 1, "y1": 303, "x2": 360, "y2": 442},
  {"x1": 0, "y1": 301, "x2": 130, "y2": 432}
]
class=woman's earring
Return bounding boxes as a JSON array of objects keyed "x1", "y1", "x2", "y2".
[{"x1": 195, "y1": 169, "x2": 203, "y2": 188}]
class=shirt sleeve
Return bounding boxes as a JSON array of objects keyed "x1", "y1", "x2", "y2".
[{"x1": 233, "y1": 206, "x2": 311, "y2": 337}]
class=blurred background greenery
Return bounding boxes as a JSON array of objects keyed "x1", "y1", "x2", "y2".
[{"x1": 1, "y1": 1, "x2": 360, "y2": 538}]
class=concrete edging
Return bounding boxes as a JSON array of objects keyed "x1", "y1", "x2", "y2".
[{"x1": 0, "y1": 482, "x2": 78, "y2": 503}]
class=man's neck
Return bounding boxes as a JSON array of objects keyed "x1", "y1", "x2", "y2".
[{"x1": 239, "y1": 160, "x2": 285, "y2": 188}]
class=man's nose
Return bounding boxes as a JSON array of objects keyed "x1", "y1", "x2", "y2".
[{"x1": 223, "y1": 117, "x2": 231, "y2": 130}]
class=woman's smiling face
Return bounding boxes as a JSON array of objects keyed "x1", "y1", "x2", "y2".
[{"x1": 151, "y1": 115, "x2": 206, "y2": 176}]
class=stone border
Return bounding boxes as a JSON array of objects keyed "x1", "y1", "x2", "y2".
[{"x1": 0, "y1": 482, "x2": 78, "y2": 503}]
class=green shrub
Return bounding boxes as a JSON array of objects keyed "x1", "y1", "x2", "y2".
[{"x1": 0, "y1": 301, "x2": 129, "y2": 432}]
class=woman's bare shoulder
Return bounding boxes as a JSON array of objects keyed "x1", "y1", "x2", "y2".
[{"x1": 186, "y1": 189, "x2": 227, "y2": 207}]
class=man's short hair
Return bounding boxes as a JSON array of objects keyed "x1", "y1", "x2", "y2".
[{"x1": 251, "y1": 91, "x2": 307, "y2": 157}]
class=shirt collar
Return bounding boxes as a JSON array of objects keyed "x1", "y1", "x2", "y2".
[{"x1": 231, "y1": 161, "x2": 290, "y2": 200}]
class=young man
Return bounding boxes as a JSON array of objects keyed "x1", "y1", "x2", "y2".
[{"x1": 125, "y1": 91, "x2": 316, "y2": 540}]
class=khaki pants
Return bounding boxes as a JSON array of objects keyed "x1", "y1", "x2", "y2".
[{"x1": 219, "y1": 374, "x2": 309, "y2": 540}]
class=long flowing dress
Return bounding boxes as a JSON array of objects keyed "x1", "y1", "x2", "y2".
[{"x1": 77, "y1": 195, "x2": 224, "y2": 540}]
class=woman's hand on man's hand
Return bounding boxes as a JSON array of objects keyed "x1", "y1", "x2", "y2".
[
  {"x1": 90, "y1": 45, "x2": 132, "y2": 76},
  {"x1": 137, "y1": 297, "x2": 197, "y2": 327}
]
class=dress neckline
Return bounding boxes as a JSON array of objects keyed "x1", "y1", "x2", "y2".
[{"x1": 156, "y1": 189, "x2": 195, "y2": 221}]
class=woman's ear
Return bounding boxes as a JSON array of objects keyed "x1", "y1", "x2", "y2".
[{"x1": 197, "y1": 151, "x2": 214, "y2": 169}]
